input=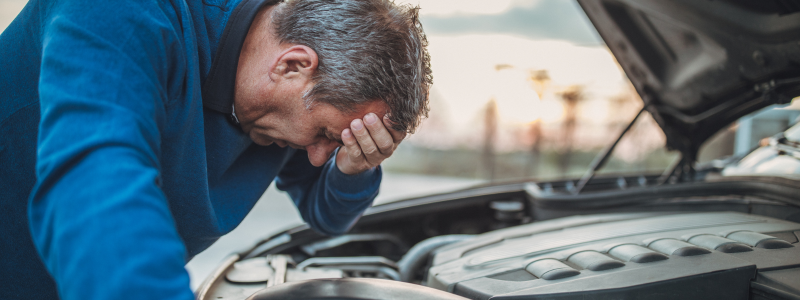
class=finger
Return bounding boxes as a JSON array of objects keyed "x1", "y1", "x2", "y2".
[
  {"x1": 363, "y1": 113, "x2": 395, "y2": 155},
  {"x1": 383, "y1": 114, "x2": 407, "y2": 143},
  {"x1": 350, "y1": 118, "x2": 381, "y2": 164},
  {"x1": 341, "y1": 128, "x2": 363, "y2": 161}
]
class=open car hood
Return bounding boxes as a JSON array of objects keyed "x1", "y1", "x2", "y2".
[{"x1": 578, "y1": 0, "x2": 800, "y2": 161}]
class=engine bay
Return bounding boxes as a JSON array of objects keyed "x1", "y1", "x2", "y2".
[
  {"x1": 194, "y1": 176, "x2": 800, "y2": 300},
  {"x1": 199, "y1": 210, "x2": 800, "y2": 300},
  {"x1": 428, "y1": 211, "x2": 800, "y2": 299}
]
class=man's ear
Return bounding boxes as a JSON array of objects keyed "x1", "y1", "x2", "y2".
[{"x1": 269, "y1": 45, "x2": 318, "y2": 82}]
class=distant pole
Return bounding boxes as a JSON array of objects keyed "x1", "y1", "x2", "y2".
[
  {"x1": 527, "y1": 70, "x2": 550, "y2": 178},
  {"x1": 558, "y1": 86, "x2": 584, "y2": 176},
  {"x1": 526, "y1": 120, "x2": 542, "y2": 177},
  {"x1": 482, "y1": 99, "x2": 498, "y2": 181}
]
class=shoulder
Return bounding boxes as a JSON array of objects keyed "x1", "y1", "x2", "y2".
[
  {"x1": 40, "y1": 0, "x2": 199, "y2": 95},
  {"x1": 43, "y1": 0, "x2": 187, "y2": 53}
]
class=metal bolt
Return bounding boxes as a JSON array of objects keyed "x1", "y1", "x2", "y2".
[{"x1": 753, "y1": 50, "x2": 767, "y2": 66}]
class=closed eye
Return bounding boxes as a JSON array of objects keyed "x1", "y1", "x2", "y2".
[{"x1": 320, "y1": 128, "x2": 344, "y2": 146}]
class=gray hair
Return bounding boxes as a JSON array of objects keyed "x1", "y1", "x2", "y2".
[{"x1": 272, "y1": 0, "x2": 432, "y2": 133}]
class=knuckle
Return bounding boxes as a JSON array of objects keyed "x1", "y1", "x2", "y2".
[
  {"x1": 382, "y1": 148, "x2": 394, "y2": 157},
  {"x1": 362, "y1": 146, "x2": 378, "y2": 156},
  {"x1": 366, "y1": 122, "x2": 382, "y2": 131},
  {"x1": 377, "y1": 141, "x2": 394, "y2": 151},
  {"x1": 354, "y1": 128, "x2": 370, "y2": 138},
  {"x1": 348, "y1": 147, "x2": 362, "y2": 158}
]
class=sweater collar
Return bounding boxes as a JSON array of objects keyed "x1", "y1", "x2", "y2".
[{"x1": 201, "y1": 0, "x2": 281, "y2": 118}]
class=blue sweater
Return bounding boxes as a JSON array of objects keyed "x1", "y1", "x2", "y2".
[{"x1": 0, "y1": 0, "x2": 381, "y2": 299}]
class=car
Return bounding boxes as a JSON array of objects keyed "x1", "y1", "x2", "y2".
[{"x1": 196, "y1": 1, "x2": 800, "y2": 299}]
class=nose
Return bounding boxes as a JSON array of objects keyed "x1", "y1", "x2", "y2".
[{"x1": 305, "y1": 141, "x2": 340, "y2": 167}]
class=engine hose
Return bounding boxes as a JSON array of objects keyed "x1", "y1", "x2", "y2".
[{"x1": 397, "y1": 235, "x2": 476, "y2": 282}]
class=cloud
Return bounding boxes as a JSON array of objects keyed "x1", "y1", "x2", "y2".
[{"x1": 418, "y1": 0, "x2": 603, "y2": 46}]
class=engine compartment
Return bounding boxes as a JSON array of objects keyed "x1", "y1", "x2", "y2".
[
  {"x1": 201, "y1": 213, "x2": 800, "y2": 300},
  {"x1": 197, "y1": 177, "x2": 800, "y2": 300},
  {"x1": 428, "y1": 211, "x2": 800, "y2": 300}
]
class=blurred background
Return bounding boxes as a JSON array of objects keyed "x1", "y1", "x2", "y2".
[
  {"x1": 4, "y1": 0, "x2": 800, "y2": 289},
  {"x1": 385, "y1": 0, "x2": 671, "y2": 181}
]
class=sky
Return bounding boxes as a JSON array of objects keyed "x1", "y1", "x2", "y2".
[
  {"x1": 407, "y1": 0, "x2": 602, "y2": 46},
  {"x1": 0, "y1": 0, "x2": 640, "y2": 153}
]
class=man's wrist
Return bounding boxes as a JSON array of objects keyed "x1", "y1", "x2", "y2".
[{"x1": 327, "y1": 150, "x2": 382, "y2": 200}]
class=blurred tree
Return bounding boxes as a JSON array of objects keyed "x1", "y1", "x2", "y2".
[
  {"x1": 494, "y1": 64, "x2": 514, "y2": 71},
  {"x1": 528, "y1": 69, "x2": 550, "y2": 100}
]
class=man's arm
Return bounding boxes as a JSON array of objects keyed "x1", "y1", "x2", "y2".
[
  {"x1": 277, "y1": 112, "x2": 406, "y2": 236},
  {"x1": 276, "y1": 149, "x2": 382, "y2": 236},
  {"x1": 29, "y1": 1, "x2": 193, "y2": 299}
]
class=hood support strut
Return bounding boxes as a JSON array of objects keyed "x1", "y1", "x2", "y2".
[
  {"x1": 657, "y1": 153, "x2": 694, "y2": 185},
  {"x1": 575, "y1": 107, "x2": 647, "y2": 194}
]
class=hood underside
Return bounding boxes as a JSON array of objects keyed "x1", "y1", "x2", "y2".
[{"x1": 578, "y1": 0, "x2": 800, "y2": 160}]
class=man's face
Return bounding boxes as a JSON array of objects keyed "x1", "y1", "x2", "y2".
[{"x1": 233, "y1": 69, "x2": 389, "y2": 167}]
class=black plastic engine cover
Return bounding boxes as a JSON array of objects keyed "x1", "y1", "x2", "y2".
[{"x1": 427, "y1": 212, "x2": 800, "y2": 300}]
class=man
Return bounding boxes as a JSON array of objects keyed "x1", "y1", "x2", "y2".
[{"x1": 0, "y1": 0, "x2": 432, "y2": 298}]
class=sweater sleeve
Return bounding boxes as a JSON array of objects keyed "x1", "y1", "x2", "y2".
[
  {"x1": 28, "y1": 1, "x2": 194, "y2": 299},
  {"x1": 276, "y1": 149, "x2": 382, "y2": 236}
]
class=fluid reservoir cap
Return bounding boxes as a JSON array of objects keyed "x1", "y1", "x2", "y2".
[
  {"x1": 226, "y1": 257, "x2": 275, "y2": 283},
  {"x1": 525, "y1": 259, "x2": 580, "y2": 280}
]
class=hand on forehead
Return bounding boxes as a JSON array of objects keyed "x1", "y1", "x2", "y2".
[
  {"x1": 334, "y1": 101, "x2": 406, "y2": 175},
  {"x1": 327, "y1": 101, "x2": 391, "y2": 138}
]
